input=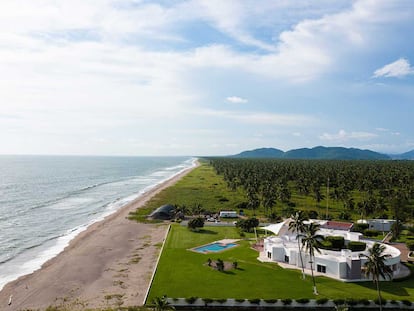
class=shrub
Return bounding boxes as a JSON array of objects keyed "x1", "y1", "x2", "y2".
[
  {"x1": 281, "y1": 298, "x2": 292, "y2": 305},
  {"x1": 326, "y1": 236, "x2": 345, "y2": 250},
  {"x1": 402, "y1": 299, "x2": 412, "y2": 306},
  {"x1": 236, "y1": 218, "x2": 259, "y2": 233},
  {"x1": 296, "y1": 298, "x2": 309, "y2": 304},
  {"x1": 187, "y1": 217, "x2": 204, "y2": 231},
  {"x1": 346, "y1": 298, "x2": 357, "y2": 306},
  {"x1": 333, "y1": 299, "x2": 345, "y2": 305},
  {"x1": 307, "y1": 210, "x2": 318, "y2": 219},
  {"x1": 316, "y1": 298, "x2": 329, "y2": 305},
  {"x1": 364, "y1": 229, "x2": 380, "y2": 237},
  {"x1": 353, "y1": 223, "x2": 369, "y2": 233},
  {"x1": 185, "y1": 297, "x2": 198, "y2": 304},
  {"x1": 248, "y1": 298, "x2": 261, "y2": 304},
  {"x1": 235, "y1": 298, "x2": 245, "y2": 303},
  {"x1": 202, "y1": 298, "x2": 213, "y2": 304},
  {"x1": 407, "y1": 241, "x2": 414, "y2": 251},
  {"x1": 348, "y1": 241, "x2": 366, "y2": 252},
  {"x1": 215, "y1": 298, "x2": 227, "y2": 304},
  {"x1": 374, "y1": 298, "x2": 387, "y2": 305},
  {"x1": 390, "y1": 300, "x2": 398, "y2": 305},
  {"x1": 358, "y1": 298, "x2": 370, "y2": 305},
  {"x1": 264, "y1": 299, "x2": 278, "y2": 304}
]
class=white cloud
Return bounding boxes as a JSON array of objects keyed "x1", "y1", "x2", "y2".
[
  {"x1": 373, "y1": 58, "x2": 414, "y2": 78},
  {"x1": 198, "y1": 109, "x2": 316, "y2": 126},
  {"x1": 226, "y1": 96, "x2": 248, "y2": 104},
  {"x1": 319, "y1": 129, "x2": 377, "y2": 142}
]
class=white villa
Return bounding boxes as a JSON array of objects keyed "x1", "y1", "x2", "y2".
[{"x1": 259, "y1": 219, "x2": 402, "y2": 282}]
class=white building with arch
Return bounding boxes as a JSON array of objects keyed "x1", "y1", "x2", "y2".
[{"x1": 260, "y1": 219, "x2": 401, "y2": 282}]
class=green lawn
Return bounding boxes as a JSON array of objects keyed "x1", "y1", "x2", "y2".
[{"x1": 148, "y1": 224, "x2": 414, "y2": 302}]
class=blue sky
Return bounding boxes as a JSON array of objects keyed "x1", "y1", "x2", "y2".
[{"x1": 0, "y1": 0, "x2": 413, "y2": 156}]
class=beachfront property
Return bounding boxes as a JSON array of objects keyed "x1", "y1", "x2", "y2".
[{"x1": 259, "y1": 219, "x2": 402, "y2": 282}]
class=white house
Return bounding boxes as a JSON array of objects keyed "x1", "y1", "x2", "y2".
[
  {"x1": 357, "y1": 219, "x2": 396, "y2": 232},
  {"x1": 260, "y1": 219, "x2": 401, "y2": 282}
]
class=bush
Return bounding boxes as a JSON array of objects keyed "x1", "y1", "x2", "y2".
[
  {"x1": 236, "y1": 217, "x2": 259, "y2": 233},
  {"x1": 187, "y1": 217, "x2": 204, "y2": 231},
  {"x1": 358, "y1": 298, "x2": 370, "y2": 305},
  {"x1": 281, "y1": 298, "x2": 292, "y2": 305},
  {"x1": 264, "y1": 299, "x2": 278, "y2": 304},
  {"x1": 402, "y1": 299, "x2": 412, "y2": 306},
  {"x1": 353, "y1": 223, "x2": 369, "y2": 233},
  {"x1": 348, "y1": 241, "x2": 366, "y2": 251},
  {"x1": 185, "y1": 297, "x2": 198, "y2": 304},
  {"x1": 316, "y1": 298, "x2": 329, "y2": 305},
  {"x1": 333, "y1": 299, "x2": 345, "y2": 305},
  {"x1": 248, "y1": 298, "x2": 261, "y2": 304},
  {"x1": 296, "y1": 298, "x2": 309, "y2": 304},
  {"x1": 390, "y1": 300, "x2": 398, "y2": 305},
  {"x1": 326, "y1": 236, "x2": 345, "y2": 250},
  {"x1": 215, "y1": 298, "x2": 227, "y2": 303},
  {"x1": 374, "y1": 298, "x2": 387, "y2": 305},
  {"x1": 407, "y1": 241, "x2": 414, "y2": 251},
  {"x1": 307, "y1": 210, "x2": 318, "y2": 219},
  {"x1": 202, "y1": 298, "x2": 213, "y2": 304},
  {"x1": 346, "y1": 298, "x2": 358, "y2": 306},
  {"x1": 235, "y1": 298, "x2": 245, "y2": 303},
  {"x1": 364, "y1": 229, "x2": 380, "y2": 237}
]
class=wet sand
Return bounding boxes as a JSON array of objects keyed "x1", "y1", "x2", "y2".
[{"x1": 0, "y1": 163, "x2": 198, "y2": 311}]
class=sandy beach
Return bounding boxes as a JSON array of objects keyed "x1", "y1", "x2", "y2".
[{"x1": 0, "y1": 163, "x2": 197, "y2": 311}]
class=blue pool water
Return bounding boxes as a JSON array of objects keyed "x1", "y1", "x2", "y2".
[{"x1": 193, "y1": 242, "x2": 237, "y2": 253}]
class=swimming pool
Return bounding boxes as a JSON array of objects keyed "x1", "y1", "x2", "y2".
[{"x1": 193, "y1": 242, "x2": 237, "y2": 253}]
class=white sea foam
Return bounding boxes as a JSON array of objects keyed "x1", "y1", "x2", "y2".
[{"x1": 0, "y1": 156, "x2": 197, "y2": 291}]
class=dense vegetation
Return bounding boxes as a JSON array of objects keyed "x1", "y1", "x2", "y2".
[{"x1": 208, "y1": 158, "x2": 414, "y2": 225}]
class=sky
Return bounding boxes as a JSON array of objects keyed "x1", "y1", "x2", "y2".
[{"x1": 0, "y1": 0, "x2": 414, "y2": 156}]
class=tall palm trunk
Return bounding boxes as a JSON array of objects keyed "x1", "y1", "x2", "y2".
[
  {"x1": 297, "y1": 239, "x2": 305, "y2": 279},
  {"x1": 376, "y1": 280, "x2": 383, "y2": 311},
  {"x1": 310, "y1": 256, "x2": 318, "y2": 295}
]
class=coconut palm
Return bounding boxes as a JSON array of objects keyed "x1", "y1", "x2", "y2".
[
  {"x1": 361, "y1": 243, "x2": 393, "y2": 311},
  {"x1": 288, "y1": 211, "x2": 308, "y2": 279},
  {"x1": 152, "y1": 296, "x2": 175, "y2": 311},
  {"x1": 299, "y1": 222, "x2": 323, "y2": 295}
]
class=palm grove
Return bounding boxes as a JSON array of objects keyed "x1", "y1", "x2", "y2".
[{"x1": 209, "y1": 158, "x2": 414, "y2": 230}]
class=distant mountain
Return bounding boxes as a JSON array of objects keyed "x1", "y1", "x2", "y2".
[
  {"x1": 391, "y1": 149, "x2": 414, "y2": 160},
  {"x1": 231, "y1": 146, "x2": 391, "y2": 160},
  {"x1": 231, "y1": 147, "x2": 284, "y2": 158}
]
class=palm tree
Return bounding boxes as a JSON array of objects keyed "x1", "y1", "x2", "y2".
[
  {"x1": 152, "y1": 296, "x2": 175, "y2": 311},
  {"x1": 299, "y1": 222, "x2": 323, "y2": 295},
  {"x1": 360, "y1": 243, "x2": 393, "y2": 311},
  {"x1": 288, "y1": 211, "x2": 308, "y2": 279}
]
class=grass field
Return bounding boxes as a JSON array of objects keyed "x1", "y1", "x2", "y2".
[{"x1": 148, "y1": 225, "x2": 414, "y2": 302}]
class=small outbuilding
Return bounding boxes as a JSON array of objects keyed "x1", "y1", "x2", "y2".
[
  {"x1": 148, "y1": 204, "x2": 175, "y2": 220},
  {"x1": 219, "y1": 211, "x2": 238, "y2": 218}
]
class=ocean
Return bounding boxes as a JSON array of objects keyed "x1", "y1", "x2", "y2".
[{"x1": 0, "y1": 155, "x2": 196, "y2": 290}]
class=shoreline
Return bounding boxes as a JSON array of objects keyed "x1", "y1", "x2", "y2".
[{"x1": 0, "y1": 160, "x2": 199, "y2": 310}]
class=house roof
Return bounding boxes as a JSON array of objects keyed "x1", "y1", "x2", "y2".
[{"x1": 320, "y1": 221, "x2": 353, "y2": 231}]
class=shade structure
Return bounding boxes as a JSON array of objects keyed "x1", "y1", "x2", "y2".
[{"x1": 261, "y1": 219, "x2": 290, "y2": 235}]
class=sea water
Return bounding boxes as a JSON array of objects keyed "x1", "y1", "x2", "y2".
[{"x1": 0, "y1": 155, "x2": 196, "y2": 290}]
